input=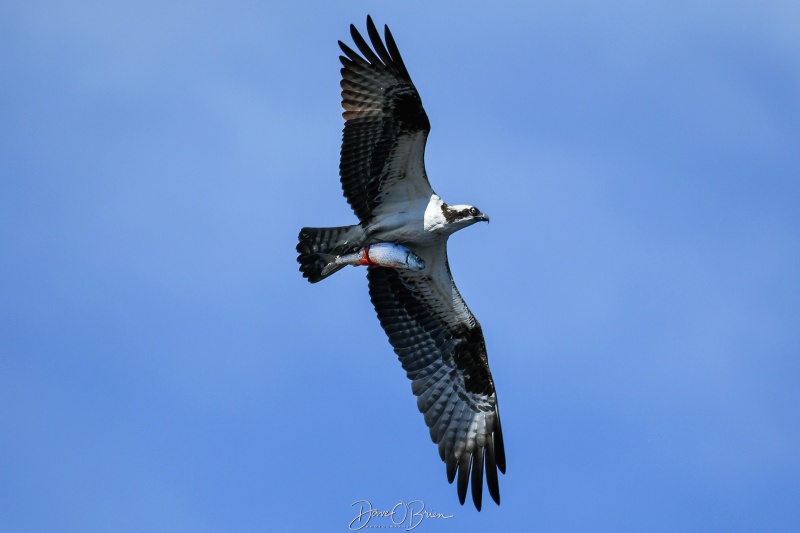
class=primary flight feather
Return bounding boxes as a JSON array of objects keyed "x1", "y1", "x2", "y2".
[{"x1": 296, "y1": 15, "x2": 505, "y2": 510}]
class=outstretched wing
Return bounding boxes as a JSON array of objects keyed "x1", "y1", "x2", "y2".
[
  {"x1": 367, "y1": 245, "x2": 506, "y2": 510},
  {"x1": 338, "y1": 16, "x2": 434, "y2": 223}
]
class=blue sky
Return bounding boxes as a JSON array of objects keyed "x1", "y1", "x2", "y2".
[{"x1": 2, "y1": 1, "x2": 799, "y2": 531}]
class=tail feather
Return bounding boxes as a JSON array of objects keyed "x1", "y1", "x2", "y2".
[{"x1": 296, "y1": 225, "x2": 360, "y2": 283}]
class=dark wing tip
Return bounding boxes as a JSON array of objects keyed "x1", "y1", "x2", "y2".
[
  {"x1": 365, "y1": 16, "x2": 395, "y2": 69},
  {"x1": 383, "y1": 24, "x2": 410, "y2": 79},
  {"x1": 471, "y1": 450, "x2": 485, "y2": 511},
  {"x1": 446, "y1": 457, "x2": 457, "y2": 484},
  {"x1": 495, "y1": 414, "x2": 507, "y2": 474},
  {"x1": 349, "y1": 18, "x2": 383, "y2": 66},
  {"x1": 485, "y1": 438, "x2": 501, "y2": 505},
  {"x1": 456, "y1": 457, "x2": 471, "y2": 506},
  {"x1": 340, "y1": 15, "x2": 410, "y2": 80}
]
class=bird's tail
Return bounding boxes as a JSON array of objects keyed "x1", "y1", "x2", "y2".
[{"x1": 296, "y1": 225, "x2": 361, "y2": 283}]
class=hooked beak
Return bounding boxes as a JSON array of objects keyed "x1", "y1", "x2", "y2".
[{"x1": 479, "y1": 213, "x2": 490, "y2": 223}]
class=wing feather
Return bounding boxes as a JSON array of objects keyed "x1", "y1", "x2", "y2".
[
  {"x1": 350, "y1": 22, "x2": 385, "y2": 67},
  {"x1": 365, "y1": 20, "x2": 397, "y2": 70},
  {"x1": 471, "y1": 445, "x2": 485, "y2": 511},
  {"x1": 338, "y1": 16, "x2": 433, "y2": 223},
  {"x1": 366, "y1": 247, "x2": 504, "y2": 509}
]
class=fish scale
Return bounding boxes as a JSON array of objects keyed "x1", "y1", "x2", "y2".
[{"x1": 319, "y1": 242, "x2": 425, "y2": 277}]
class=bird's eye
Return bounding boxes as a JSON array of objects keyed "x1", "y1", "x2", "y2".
[{"x1": 469, "y1": 207, "x2": 479, "y2": 216}]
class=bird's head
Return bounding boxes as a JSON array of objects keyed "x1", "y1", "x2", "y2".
[{"x1": 441, "y1": 204, "x2": 490, "y2": 231}]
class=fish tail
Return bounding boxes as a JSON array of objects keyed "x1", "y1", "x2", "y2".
[
  {"x1": 318, "y1": 253, "x2": 343, "y2": 277},
  {"x1": 296, "y1": 225, "x2": 361, "y2": 283}
]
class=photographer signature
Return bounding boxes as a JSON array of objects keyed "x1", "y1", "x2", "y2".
[{"x1": 349, "y1": 499, "x2": 454, "y2": 531}]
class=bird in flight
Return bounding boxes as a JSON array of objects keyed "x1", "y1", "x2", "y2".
[{"x1": 296, "y1": 16, "x2": 505, "y2": 510}]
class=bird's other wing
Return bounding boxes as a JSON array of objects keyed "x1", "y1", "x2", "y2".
[
  {"x1": 366, "y1": 245, "x2": 506, "y2": 510},
  {"x1": 338, "y1": 16, "x2": 434, "y2": 223}
]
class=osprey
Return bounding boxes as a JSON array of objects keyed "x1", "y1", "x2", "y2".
[{"x1": 296, "y1": 16, "x2": 505, "y2": 510}]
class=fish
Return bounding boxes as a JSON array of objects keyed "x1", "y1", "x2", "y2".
[{"x1": 319, "y1": 242, "x2": 425, "y2": 277}]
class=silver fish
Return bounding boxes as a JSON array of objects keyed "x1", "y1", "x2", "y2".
[{"x1": 320, "y1": 242, "x2": 425, "y2": 277}]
